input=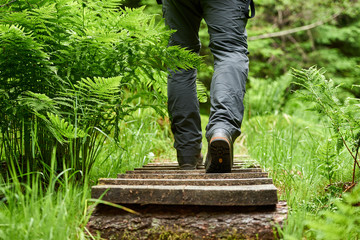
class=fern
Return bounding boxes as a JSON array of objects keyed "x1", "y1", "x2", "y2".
[
  {"x1": 0, "y1": 24, "x2": 54, "y2": 91},
  {"x1": 0, "y1": 0, "x2": 201, "y2": 180},
  {"x1": 307, "y1": 184, "x2": 360, "y2": 239},
  {"x1": 293, "y1": 67, "x2": 360, "y2": 183},
  {"x1": 46, "y1": 113, "x2": 87, "y2": 140},
  {"x1": 196, "y1": 80, "x2": 208, "y2": 103},
  {"x1": 19, "y1": 92, "x2": 59, "y2": 113},
  {"x1": 317, "y1": 138, "x2": 339, "y2": 184},
  {"x1": 74, "y1": 76, "x2": 122, "y2": 100}
]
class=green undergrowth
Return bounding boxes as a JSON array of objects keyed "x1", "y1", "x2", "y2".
[
  {"x1": 90, "y1": 108, "x2": 174, "y2": 183},
  {"x1": 1, "y1": 95, "x2": 358, "y2": 240},
  {"x1": 243, "y1": 110, "x2": 358, "y2": 239},
  {"x1": 0, "y1": 108, "x2": 173, "y2": 240},
  {"x1": 0, "y1": 168, "x2": 91, "y2": 239},
  {"x1": 1, "y1": 70, "x2": 359, "y2": 239}
]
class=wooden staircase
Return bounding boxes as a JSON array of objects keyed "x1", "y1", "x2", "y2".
[{"x1": 87, "y1": 155, "x2": 287, "y2": 239}]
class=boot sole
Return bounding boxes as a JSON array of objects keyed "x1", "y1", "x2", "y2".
[{"x1": 206, "y1": 137, "x2": 232, "y2": 173}]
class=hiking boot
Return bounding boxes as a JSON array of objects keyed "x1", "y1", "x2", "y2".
[
  {"x1": 205, "y1": 129, "x2": 233, "y2": 173},
  {"x1": 178, "y1": 153, "x2": 203, "y2": 170}
]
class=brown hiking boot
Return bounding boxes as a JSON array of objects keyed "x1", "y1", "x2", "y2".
[
  {"x1": 205, "y1": 129, "x2": 233, "y2": 173},
  {"x1": 178, "y1": 153, "x2": 203, "y2": 170}
]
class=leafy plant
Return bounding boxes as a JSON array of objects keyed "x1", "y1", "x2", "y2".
[
  {"x1": 293, "y1": 67, "x2": 360, "y2": 184},
  {"x1": 0, "y1": 0, "x2": 201, "y2": 180},
  {"x1": 307, "y1": 184, "x2": 360, "y2": 240},
  {"x1": 317, "y1": 138, "x2": 339, "y2": 185}
]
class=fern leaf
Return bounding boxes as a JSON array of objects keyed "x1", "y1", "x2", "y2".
[
  {"x1": 196, "y1": 80, "x2": 208, "y2": 103},
  {"x1": 19, "y1": 91, "x2": 58, "y2": 113},
  {"x1": 47, "y1": 112, "x2": 87, "y2": 140}
]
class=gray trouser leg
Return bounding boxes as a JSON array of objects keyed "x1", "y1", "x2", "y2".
[
  {"x1": 163, "y1": 0, "x2": 249, "y2": 156},
  {"x1": 163, "y1": 0, "x2": 203, "y2": 157},
  {"x1": 202, "y1": 0, "x2": 249, "y2": 141}
]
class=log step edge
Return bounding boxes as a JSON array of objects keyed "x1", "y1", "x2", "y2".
[
  {"x1": 117, "y1": 172, "x2": 268, "y2": 179},
  {"x1": 91, "y1": 184, "x2": 278, "y2": 206}
]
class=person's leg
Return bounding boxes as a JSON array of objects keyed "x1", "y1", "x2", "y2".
[
  {"x1": 162, "y1": 0, "x2": 203, "y2": 168},
  {"x1": 201, "y1": 0, "x2": 249, "y2": 172}
]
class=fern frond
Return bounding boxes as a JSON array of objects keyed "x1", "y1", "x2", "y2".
[
  {"x1": 74, "y1": 76, "x2": 122, "y2": 99},
  {"x1": 19, "y1": 91, "x2": 58, "y2": 113},
  {"x1": 196, "y1": 80, "x2": 208, "y2": 103},
  {"x1": 293, "y1": 66, "x2": 360, "y2": 164},
  {"x1": 47, "y1": 112, "x2": 87, "y2": 140}
]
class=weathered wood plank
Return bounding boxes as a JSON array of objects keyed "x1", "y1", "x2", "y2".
[
  {"x1": 117, "y1": 172, "x2": 268, "y2": 179},
  {"x1": 128, "y1": 168, "x2": 262, "y2": 173},
  {"x1": 144, "y1": 161, "x2": 257, "y2": 166},
  {"x1": 91, "y1": 184, "x2": 278, "y2": 206},
  {"x1": 143, "y1": 162, "x2": 260, "y2": 169},
  {"x1": 141, "y1": 165, "x2": 261, "y2": 170},
  {"x1": 87, "y1": 201, "x2": 287, "y2": 240},
  {"x1": 98, "y1": 177, "x2": 273, "y2": 186}
]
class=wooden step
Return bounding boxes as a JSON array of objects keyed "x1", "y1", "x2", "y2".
[
  {"x1": 98, "y1": 177, "x2": 273, "y2": 186},
  {"x1": 142, "y1": 163, "x2": 259, "y2": 166},
  {"x1": 117, "y1": 172, "x2": 268, "y2": 179},
  {"x1": 127, "y1": 167, "x2": 262, "y2": 173},
  {"x1": 144, "y1": 159, "x2": 258, "y2": 165},
  {"x1": 141, "y1": 164, "x2": 261, "y2": 169},
  {"x1": 91, "y1": 184, "x2": 278, "y2": 206},
  {"x1": 87, "y1": 201, "x2": 287, "y2": 240},
  {"x1": 144, "y1": 161, "x2": 258, "y2": 167}
]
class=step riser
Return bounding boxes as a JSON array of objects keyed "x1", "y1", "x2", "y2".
[{"x1": 91, "y1": 184, "x2": 278, "y2": 206}]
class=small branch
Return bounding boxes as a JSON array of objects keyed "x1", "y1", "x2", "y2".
[
  {"x1": 249, "y1": 12, "x2": 341, "y2": 41},
  {"x1": 287, "y1": 35, "x2": 308, "y2": 61},
  {"x1": 307, "y1": 30, "x2": 316, "y2": 51},
  {"x1": 353, "y1": 159, "x2": 357, "y2": 184},
  {"x1": 0, "y1": 0, "x2": 17, "y2": 8},
  {"x1": 356, "y1": 140, "x2": 360, "y2": 162},
  {"x1": 344, "y1": 182, "x2": 357, "y2": 193},
  {"x1": 340, "y1": 134, "x2": 360, "y2": 170},
  {"x1": 353, "y1": 140, "x2": 360, "y2": 184}
]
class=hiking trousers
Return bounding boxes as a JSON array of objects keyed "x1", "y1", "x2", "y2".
[{"x1": 163, "y1": 0, "x2": 249, "y2": 158}]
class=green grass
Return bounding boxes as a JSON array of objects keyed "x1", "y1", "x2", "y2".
[
  {"x1": 243, "y1": 111, "x2": 358, "y2": 239},
  {"x1": 89, "y1": 108, "x2": 174, "y2": 183},
  {"x1": 0, "y1": 168, "x2": 91, "y2": 240},
  {"x1": 0, "y1": 108, "x2": 174, "y2": 240}
]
